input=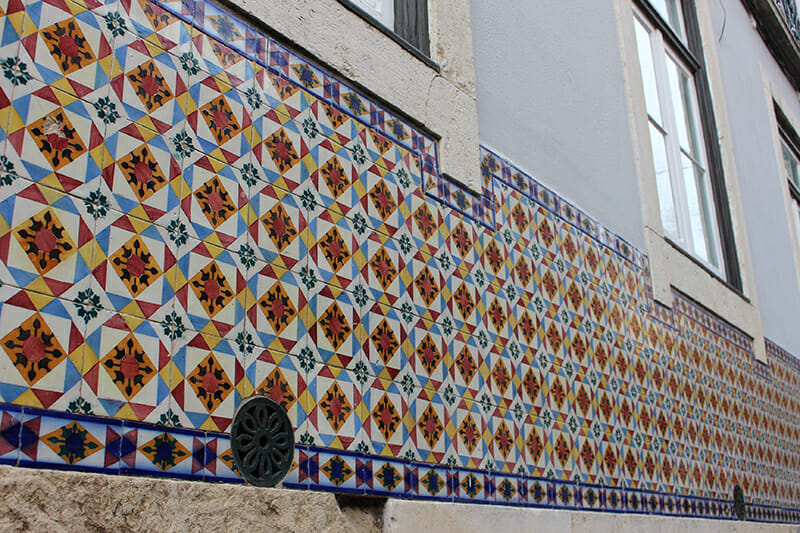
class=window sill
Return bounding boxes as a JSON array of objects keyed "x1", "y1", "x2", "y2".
[
  {"x1": 663, "y1": 235, "x2": 750, "y2": 304},
  {"x1": 336, "y1": 0, "x2": 440, "y2": 72}
]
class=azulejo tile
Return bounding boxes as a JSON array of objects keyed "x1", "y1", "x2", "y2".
[
  {"x1": 0, "y1": 403, "x2": 23, "y2": 465},
  {"x1": 180, "y1": 152, "x2": 249, "y2": 248},
  {"x1": 306, "y1": 283, "x2": 365, "y2": 371},
  {"x1": 80, "y1": 308, "x2": 171, "y2": 423},
  {"x1": 101, "y1": 120, "x2": 182, "y2": 227},
  {"x1": 360, "y1": 375, "x2": 406, "y2": 458},
  {"x1": 185, "y1": 71, "x2": 253, "y2": 167},
  {"x1": 0, "y1": 180, "x2": 95, "y2": 295},
  {"x1": 17, "y1": 1, "x2": 116, "y2": 98},
  {"x1": 302, "y1": 364, "x2": 365, "y2": 453},
  {"x1": 0, "y1": 288, "x2": 85, "y2": 410},
  {"x1": 243, "y1": 347, "x2": 307, "y2": 434},
  {"x1": 108, "y1": 0, "x2": 194, "y2": 51},
  {"x1": 307, "y1": 138, "x2": 362, "y2": 219},
  {"x1": 6, "y1": 81, "x2": 105, "y2": 191},
  {"x1": 404, "y1": 385, "x2": 448, "y2": 464},
  {"x1": 362, "y1": 300, "x2": 410, "y2": 382},
  {"x1": 18, "y1": 408, "x2": 121, "y2": 472},
  {"x1": 91, "y1": 210, "x2": 178, "y2": 321},
  {"x1": 251, "y1": 104, "x2": 309, "y2": 194},
  {"x1": 305, "y1": 448, "x2": 362, "y2": 495},
  {"x1": 109, "y1": 36, "x2": 190, "y2": 134},
  {"x1": 307, "y1": 208, "x2": 366, "y2": 293},
  {"x1": 169, "y1": 331, "x2": 240, "y2": 432},
  {"x1": 201, "y1": 433, "x2": 243, "y2": 483},
  {"x1": 189, "y1": 29, "x2": 253, "y2": 91},
  {"x1": 119, "y1": 420, "x2": 204, "y2": 478},
  {"x1": 247, "y1": 176, "x2": 308, "y2": 270},
  {"x1": 173, "y1": 236, "x2": 246, "y2": 338},
  {"x1": 243, "y1": 259, "x2": 308, "y2": 355}
]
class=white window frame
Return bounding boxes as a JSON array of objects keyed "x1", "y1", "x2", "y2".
[
  {"x1": 350, "y1": 0, "x2": 394, "y2": 30},
  {"x1": 634, "y1": 8, "x2": 725, "y2": 276}
]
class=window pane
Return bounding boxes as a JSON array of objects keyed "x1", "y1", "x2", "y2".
[
  {"x1": 634, "y1": 18, "x2": 663, "y2": 125},
  {"x1": 782, "y1": 141, "x2": 800, "y2": 191},
  {"x1": 649, "y1": 0, "x2": 684, "y2": 40},
  {"x1": 794, "y1": 200, "x2": 800, "y2": 251},
  {"x1": 667, "y1": 57, "x2": 703, "y2": 160},
  {"x1": 650, "y1": 123, "x2": 678, "y2": 236},
  {"x1": 351, "y1": 0, "x2": 394, "y2": 28},
  {"x1": 681, "y1": 154, "x2": 720, "y2": 267}
]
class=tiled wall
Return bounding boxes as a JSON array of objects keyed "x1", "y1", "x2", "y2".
[{"x1": 0, "y1": 0, "x2": 798, "y2": 523}]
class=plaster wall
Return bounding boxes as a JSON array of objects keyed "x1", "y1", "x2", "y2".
[
  {"x1": 470, "y1": 0, "x2": 645, "y2": 250},
  {"x1": 707, "y1": 0, "x2": 800, "y2": 356}
]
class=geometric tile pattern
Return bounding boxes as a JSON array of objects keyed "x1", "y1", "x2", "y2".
[{"x1": 0, "y1": 0, "x2": 797, "y2": 524}]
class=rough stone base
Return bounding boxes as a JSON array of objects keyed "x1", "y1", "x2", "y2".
[{"x1": 0, "y1": 466, "x2": 796, "y2": 532}]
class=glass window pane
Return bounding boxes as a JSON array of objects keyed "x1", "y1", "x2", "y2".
[
  {"x1": 794, "y1": 200, "x2": 800, "y2": 251},
  {"x1": 667, "y1": 57, "x2": 703, "y2": 159},
  {"x1": 634, "y1": 18, "x2": 663, "y2": 125},
  {"x1": 649, "y1": 0, "x2": 684, "y2": 40},
  {"x1": 681, "y1": 154, "x2": 720, "y2": 267},
  {"x1": 650, "y1": 123, "x2": 678, "y2": 236},
  {"x1": 782, "y1": 141, "x2": 800, "y2": 191}
]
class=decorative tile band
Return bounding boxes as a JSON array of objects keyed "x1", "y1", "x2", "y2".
[
  {"x1": 2, "y1": 402, "x2": 799, "y2": 523},
  {"x1": 0, "y1": 0, "x2": 798, "y2": 524}
]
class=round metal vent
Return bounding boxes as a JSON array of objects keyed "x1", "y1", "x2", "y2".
[
  {"x1": 733, "y1": 483, "x2": 746, "y2": 521},
  {"x1": 230, "y1": 396, "x2": 294, "y2": 487}
]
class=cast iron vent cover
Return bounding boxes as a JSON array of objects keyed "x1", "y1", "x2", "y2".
[
  {"x1": 230, "y1": 396, "x2": 294, "y2": 487},
  {"x1": 733, "y1": 483, "x2": 746, "y2": 520}
]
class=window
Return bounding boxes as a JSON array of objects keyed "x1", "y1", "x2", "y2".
[
  {"x1": 633, "y1": 0, "x2": 741, "y2": 287},
  {"x1": 777, "y1": 107, "x2": 800, "y2": 251},
  {"x1": 344, "y1": 0, "x2": 430, "y2": 57}
]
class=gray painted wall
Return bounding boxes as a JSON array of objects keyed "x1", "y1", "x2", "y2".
[
  {"x1": 470, "y1": 0, "x2": 645, "y2": 249},
  {"x1": 709, "y1": 1, "x2": 800, "y2": 355}
]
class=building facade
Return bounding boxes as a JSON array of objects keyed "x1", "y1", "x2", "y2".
[{"x1": 0, "y1": 0, "x2": 799, "y2": 529}]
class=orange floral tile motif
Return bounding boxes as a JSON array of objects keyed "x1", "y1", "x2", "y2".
[
  {"x1": 211, "y1": 41, "x2": 242, "y2": 69},
  {"x1": 450, "y1": 222, "x2": 473, "y2": 258},
  {"x1": 417, "y1": 404, "x2": 443, "y2": 448},
  {"x1": 416, "y1": 333, "x2": 441, "y2": 376},
  {"x1": 189, "y1": 261, "x2": 234, "y2": 317},
  {"x1": 2, "y1": 313, "x2": 67, "y2": 386},
  {"x1": 200, "y1": 95, "x2": 241, "y2": 144},
  {"x1": 101, "y1": 334, "x2": 156, "y2": 400},
  {"x1": 319, "y1": 382, "x2": 352, "y2": 432},
  {"x1": 27, "y1": 111, "x2": 87, "y2": 171},
  {"x1": 139, "y1": 432, "x2": 190, "y2": 471},
  {"x1": 187, "y1": 353, "x2": 233, "y2": 413},
  {"x1": 40, "y1": 18, "x2": 96, "y2": 75},
  {"x1": 319, "y1": 302, "x2": 351, "y2": 351},
  {"x1": 139, "y1": 0, "x2": 178, "y2": 31},
  {"x1": 42, "y1": 422, "x2": 102, "y2": 465},
  {"x1": 452, "y1": 282, "x2": 475, "y2": 319},
  {"x1": 127, "y1": 60, "x2": 174, "y2": 112},
  {"x1": 493, "y1": 420, "x2": 513, "y2": 459},
  {"x1": 110, "y1": 235, "x2": 163, "y2": 297},
  {"x1": 369, "y1": 247, "x2": 397, "y2": 290},
  {"x1": 369, "y1": 180, "x2": 397, "y2": 221},
  {"x1": 413, "y1": 203, "x2": 436, "y2": 240},
  {"x1": 371, "y1": 393, "x2": 400, "y2": 440},
  {"x1": 319, "y1": 156, "x2": 349, "y2": 198},
  {"x1": 487, "y1": 298, "x2": 507, "y2": 331},
  {"x1": 258, "y1": 282, "x2": 297, "y2": 335},
  {"x1": 194, "y1": 175, "x2": 236, "y2": 228},
  {"x1": 261, "y1": 203, "x2": 298, "y2": 252},
  {"x1": 264, "y1": 129, "x2": 299, "y2": 173},
  {"x1": 256, "y1": 367, "x2": 296, "y2": 411},
  {"x1": 458, "y1": 414, "x2": 479, "y2": 454},
  {"x1": 413, "y1": 266, "x2": 440, "y2": 307},
  {"x1": 455, "y1": 346, "x2": 476, "y2": 383},
  {"x1": 370, "y1": 319, "x2": 399, "y2": 365},
  {"x1": 118, "y1": 145, "x2": 168, "y2": 202},
  {"x1": 318, "y1": 226, "x2": 350, "y2": 273},
  {"x1": 491, "y1": 359, "x2": 510, "y2": 395},
  {"x1": 14, "y1": 208, "x2": 76, "y2": 276},
  {"x1": 270, "y1": 72, "x2": 299, "y2": 100},
  {"x1": 526, "y1": 429, "x2": 543, "y2": 462}
]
